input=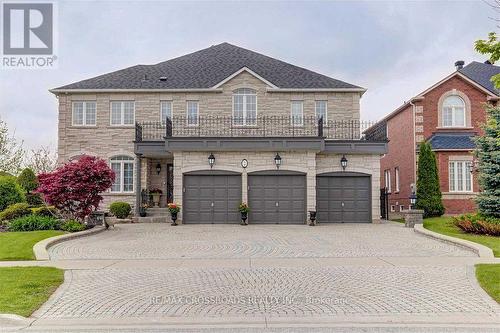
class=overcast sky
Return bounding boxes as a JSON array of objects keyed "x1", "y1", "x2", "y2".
[{"x1": 0, "y1": 0, "x2": 498, "y2": 150}]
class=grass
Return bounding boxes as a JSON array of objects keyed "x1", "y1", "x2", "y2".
[
  {"x1": 424, "y1": 217, "x2": 500, "y2": 257},
  {"x1": 0, "y1": 230, "x2": 64, "y2": 260},
  {"x1": 0, "y1": 267, "x2": 64, "y2": 317},
  {"x1": 391, "y1": 218, "x2": 405, "y2": 223},
  {"x1": 476, "y1": 264, "x2": 500, "y2": 303}
]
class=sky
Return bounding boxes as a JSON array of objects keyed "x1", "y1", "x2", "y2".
[{"x1": 0, "y1": 0, "x2": 498, "y2": 150}]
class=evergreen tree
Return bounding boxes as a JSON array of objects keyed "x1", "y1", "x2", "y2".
[
  {"x1": 416, "y1": 142, "x2": 445, "y2": 217},
  {"x1": 475, "y1": 105, "x2": 500, "y2": 217}
]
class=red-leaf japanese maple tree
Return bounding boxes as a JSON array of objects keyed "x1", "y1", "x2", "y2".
[{"x1": 37, "y1": 155, "x2": 115, "y2": 221}]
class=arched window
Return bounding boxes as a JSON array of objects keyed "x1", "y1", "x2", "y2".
[
  {"x1": 233, "y1": 88, "x2": 257, "y2": 126},
  {"x1": 442, "y1": 95, "x2": 465, "y2": 127},
  {"x1": 110, "y1": 156, "x2": 134, "y2": 193}
]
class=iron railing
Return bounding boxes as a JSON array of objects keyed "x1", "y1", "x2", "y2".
[{"x1": 135, "y1": 116, "x2": 385, "y2": 141}]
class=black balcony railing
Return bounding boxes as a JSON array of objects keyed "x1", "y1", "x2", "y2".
[{"x1": 135, "y1": 116, "x2": 386, "y2": 142}]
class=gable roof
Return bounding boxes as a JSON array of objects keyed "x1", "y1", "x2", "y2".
[
  {"x1": 459, "y1": 61, "x2": 500, "y2": 95},
  {"x1": 428, "y1": 132, "x2": 476, "y2": 151},
  {"x1": 51, "y1": 43, "x2": 364, "y2": 92}
]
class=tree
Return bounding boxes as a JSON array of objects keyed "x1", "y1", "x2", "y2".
[
  {"x1": 475, "y1": 32, "x2": 500, "y2": 88},
  {"x1": 26, "y1": 146, "x2": 57, "y2": 174},
  {"x1": 37, "y1": 156, "x2": 115, "y2": 221},
  {"x1": 17, "y1": 168, "x2": 38, "y2": 193},
  {"x1": 0, "y1": 118, "x2": 24, "y2": 175},
  {"x1": 416, "y1": 142, "x2": 445, "y2": 218},
  {"x1": 475, "y1": 105, "x2": 500, "y2": 217}
]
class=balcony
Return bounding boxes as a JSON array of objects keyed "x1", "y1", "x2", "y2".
[
  {"x1": 134, "y1": 116, "x2": 387, "y2": 154},
  {"x1": 136, "y1": 116, "x2": 385, "y2": 141}
]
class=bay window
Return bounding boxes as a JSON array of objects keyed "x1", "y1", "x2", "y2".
[{"x1": 449, "y1": 161, "x2": 472, "y2": 192}]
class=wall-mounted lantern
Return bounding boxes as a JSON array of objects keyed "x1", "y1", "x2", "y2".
[
  {"x1": 340, "y1": 155, "x2": 348, "y2": 171},
  {"x1": 409, "y1": 193, "x2": 417, "y2": 210},
  {"x1": 156, "y1": 163, "x2": 161, "y2": 175},
  {"x1": 208, "y1": 153, "x2": 215, "y2": 169},
  {"x1": 274, "y1": 153, "x2": 282, "y2": 169}
]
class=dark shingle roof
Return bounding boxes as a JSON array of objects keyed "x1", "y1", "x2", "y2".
[
  {"x1": 428, "y1": 133, "x2": 476, "y2": 150},
  {"x1": 459, "y1": 61, "x2": 500, "y2": 95},
  {"x1": 53, "y1": 43, "x2": 362, "y2": 91}
]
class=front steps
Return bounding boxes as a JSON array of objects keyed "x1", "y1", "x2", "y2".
[{"x1": 134, "y1": 207, "x2": 172, "y2": 223}]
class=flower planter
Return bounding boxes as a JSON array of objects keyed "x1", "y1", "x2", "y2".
[
  {"x1": 170, "y1": 211, "x2": 178, "y2": 226},
  {"x1": 240, "y1": 211, "x2": 248, "y2": 225},
  {"x1": 152, "y1": 194, "x2": 161, "y2": 207},
  {"x1": 139, "y1": 208, "x2": 147, "y2": 217}
]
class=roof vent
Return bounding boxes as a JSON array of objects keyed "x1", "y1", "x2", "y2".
[
  {"x1": 455, "y1": 60, "x2": 465, "y2": 70},
  {"x1": 159, "y1": 76, "x2": 167, "y2": 81},
  {"x1": 142, "y1": 74, "x2": 148, "y2": 81},
  {"x1": 485, "y1": 60, "x2": 492, "y2": 65}
]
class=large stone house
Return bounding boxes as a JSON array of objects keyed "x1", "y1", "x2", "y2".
[
  {"x1": 366, "y1": 61, "x2": 500, "y2": 216},
  {"x1": 52, "y1": 43, "x2": 387, "y2": 224}
]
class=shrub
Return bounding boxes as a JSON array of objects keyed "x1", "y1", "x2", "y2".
[
  {"x1": 0, "y1": 203, "x2": 31, "y2": 221},
  {"x1": 0, "y1": 176, "x2": 25, "y2": 211},
  {"x1": 26, "y1": 193, "x2": 44, "y2": 206},
  {"x1": 453, "y1": 213, "x2": 500, "y2": 236},
  {"x1": 109, "y1": 202, "x2": 131, "y2": 219},
  {"x1": 8, "y1": 215, "x2": 60, "y2": 232},
  {"x1": 60, "y1": 219, "x2": 86, "y2": 232},
  {"x1": 415, "y1": 142, "x2": 445, "y2": 218},
  {"x1": 17, "y1": 168, "x2": 38, "y2": 193},
  {"x1": 37, "y1": 155, "x2": 115, "y2": 221},
  {"x1": 30, "y1": 206, "x2": 57, "y2": 217}
]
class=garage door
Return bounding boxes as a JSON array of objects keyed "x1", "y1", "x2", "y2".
[
  {"x1": 183, "y1": 171, "x2": 241, "y2": 224},
  {"x1": 248, "y1": 171, "x2": 306, "y2": 224},
  {"x1": 316, "y1": 172, "x2": 371, "y2": 223}
]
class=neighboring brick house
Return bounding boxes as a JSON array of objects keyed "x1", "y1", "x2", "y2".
[
  {"x1": 366, "y1": 61, "x2": 500, "y2": 216},
  {"x1": 51, "y1": 43, "x2": 387, "y2": 224}
]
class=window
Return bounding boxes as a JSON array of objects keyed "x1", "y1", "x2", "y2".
[
  {"x1": 186, "y1": 101, "x2": 198, "y2": 126},
  {"x1": 395, "y1": 167, "x2": 400, "y2": 193},
  {"x1": 233, "y1": 88, "x2": 257, "y2": 126},
  {"x1": 399, "y1": 205, "x2": 405, "y2": 212},
  {"x1": 442, "y1": 95, "x2": 465, "y2": 127},
  {"x1": 315, "y1": 100, "x2": 327, "y2": 122},
  {"x1": 110, "y1": 101, "x2": 135, "y2": 126},
  {"x1": 291, "y1": 101, "x2": 303, "y2": 126},
  {"x1": 390, "y1": 205, "x2": 395, "y2": 212},
  {"x1": 160, "y1": 101, "x2": 172, "y2": 124},
  {"x1": 384, "y1": 169, "x2": 392, "y2": 193},
  {"x1": 72, "y1": 101, "x2": 96, "y2": 126},
  {"x1": 110, "y1": 156, "x2": 134, "y2": 193},
  {"x1": 449, "y1": 161, "x2": 472, "y2": 192}
]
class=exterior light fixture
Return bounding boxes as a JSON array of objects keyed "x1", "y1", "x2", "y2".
[
  {"x1": 274, "y1": 153, "x2": 282, "y2": 169},
  {"x1": 340, "y1": 155, "x2": 348, "y2": 171},
  {"x1": 409, "y1": 193, "x2": 417, "y2": 210},
  {"x1": 208, "y1": 153, "x2": 215, "y2": 169},
  {"x1": 156, "y1": 163, "x2": 161, "y2": 175}
]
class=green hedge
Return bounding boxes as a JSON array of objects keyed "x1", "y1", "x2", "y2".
[
  {"x1": 60, "y1": 219, "x2": 85, "y2": 232},
  {"x1": 8, "y1": 215, "x2": 60, "y2": 232},
  {"x1": 0, "y1": 176, "x2": 25, "y2": 212},
  {"x1": 109, "y1": 202, "x2": 131, "y2": 219},
  {"x1": 0, "y1": 203, "x2": 31, "y2": 221}
]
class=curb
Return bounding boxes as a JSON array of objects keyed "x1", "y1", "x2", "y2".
[
  {"x1": 414, "y1": 224, "x2": 494, "y2": 258},
  {"x1": 0, "y1": 313, "x2": 34, "y2": 329},
  {"x1": 33, "y1": 226, "x2": 106, "y2": 260}
]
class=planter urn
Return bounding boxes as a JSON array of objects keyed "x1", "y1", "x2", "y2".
[
  {"x1": 309, "y1": 211, "x2": 317, "y2": 226},
  {"x1": 139, "y1": 208, "x2": 147, "y2": 217},
  {"x1": 152, "y1": 193, "x2": 161, "y2": 207},
  {"x1": 171, "y1": 211, "x2": 178, "y2": 226},
  {"x1": 240, "y1": 211, "x2": 248, "y2": 225}
]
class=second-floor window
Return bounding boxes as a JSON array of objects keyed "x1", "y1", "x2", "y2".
[
  {"x1": 315, "y1": 100, "x2": 327, "y2": 122},
  {"x1": 449, "y1": 161, "x2": 472, "y2": 192},
  {"x1": 110, "y1": 101, "x2": 135, "y2": 126},
  {"x1": 291, "y1": 101, "x2": 303, "y2": 126},
  {"x1": 160, "y1": 101, "x2": 172, "y2": 124},
  {"x1": 72, "y1": 101, "x2": 96, "y2": 126},
  {"x1": 187, "y1": 101, "x2": 199, "y2": 126},
  {"x1": 442, "y1": 95, "x2": 465, "y2": 127},
  {"x1": 233, "y1": 88, "x2": 257, "y2": 126}
]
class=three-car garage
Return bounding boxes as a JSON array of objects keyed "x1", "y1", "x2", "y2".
[{"x1": 182, "y1": 170, "x2": 371, "y2": 224}]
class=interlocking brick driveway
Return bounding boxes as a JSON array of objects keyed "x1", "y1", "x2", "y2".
[
  {"x1": 48, "y1": 223, "x2": 475, "y2": 259},
  {"x1": 35, "y1": 222, "x2": 499, "y2": 326}
]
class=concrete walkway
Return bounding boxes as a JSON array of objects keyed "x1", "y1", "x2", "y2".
[{"x1": 1, "y1": 222, "x2": 499, "y2": 331}]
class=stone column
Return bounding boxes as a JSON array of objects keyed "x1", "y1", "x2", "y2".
[
  {"x1": 402, "y1": 209, "x2": 424, "y2": 228},
  {"x1": 241, "y1": 169, "x2": 248, "y2": 203},
  {"x1": 135, "y1": 154, "x2": 142, "y2": 216}
]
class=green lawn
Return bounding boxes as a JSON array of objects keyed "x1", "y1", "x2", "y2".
[
  {"x1": 476, "y1": 264, "x2": 500, "y2": 303},
  {"x1": 424, "y1": 217, "x2": 500, "y2": 257},
  {"x1": 0, "y1": 230, "x2": 64, "y2": 260},
  {"x1": 0, "y1": 267, "x2": 64, "y2": 316}
]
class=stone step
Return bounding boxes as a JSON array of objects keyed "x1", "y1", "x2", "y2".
[
  {"x1": 134, "y1": 216, "x2": 171, "y2": 223},
  {"x1": 146, "y1": 208, "x2": 170, "y2": 217}
]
